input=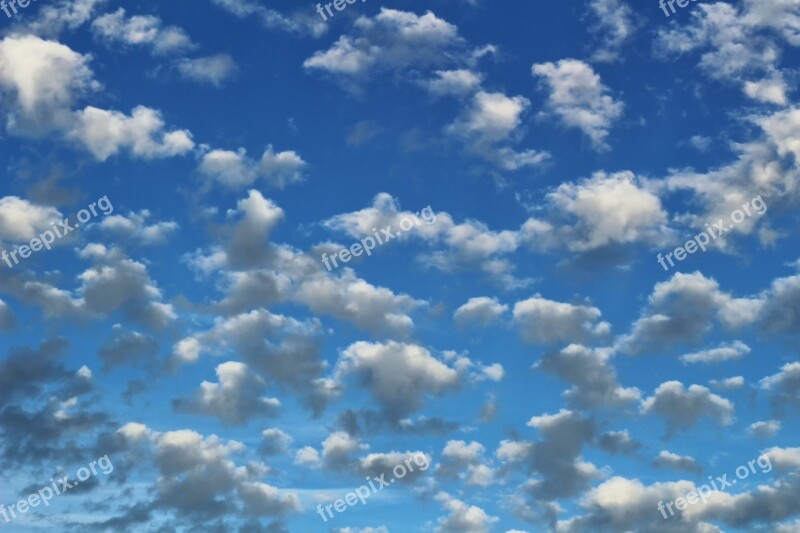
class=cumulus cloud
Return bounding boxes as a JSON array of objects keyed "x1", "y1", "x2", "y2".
[
  {"x1": 170, "y1": 309, "x2": 331, "y2": 415},
  {"x1": 68, "y1": 105, "x2": 195, "y2": 161},
  {"x1": 323, "y1": 192, "x2": 527, "y2": 288},
  {"x1": 521, "y1": 171, "x2": 671, "y2": 253},
  {"x1": 446, "y1": 90, "x2": 550, "y2": 170},
  {"x1": 0, "y1": 34, "x2": 97, "y2": 134},
  {"x1": 536, "y1": 344, "x2": 640, "y2": 408},
  {"x1": 198, "y1": 146, "x2": 306, "y2": 189},
  {"x1": 760, "y1": 362, "x2": 800, "y2": 414},
  {"x1": 91, "y1": 8, "x2": 196, "y2": 55},
  {"x1": 435, "y1": 492, "x2": 498, "y2": 533},
  {"x1": 116, "y1": 424, "x2": 300, "y2": 518},
  {"x1": 617, "y1": 272, "x2": 762, "y2": 355},
  {"x1": 748, "y1": 420, "x2": 781, "y2": 438},
  {"x1": 532, "y1": 59, "x2": 623, "y2": 150},
  {"x1": 453, "y1": 296, "x2": 507, "y2": 326},
  {"x1": 597, "y1": 430, "x2": 641, "y2": 456},
  {"x1": 260, "y1": 428, "x2": 293, "y2": 456},
  {"x1": 334, "y1": 341, "x2": 460, "y2": 419},
  {"x1": 0, "y1": 196, "x2": 62, "y2": 243},
  {"x1": 640, "y1": 381, "x2": 734, "y2": 437},
  {"x1": 98, "y1": 210, "x2": 178, "y2": 245},
  {"x1": 425, "y1": 69, "x2": 483, "y2": 97},
  {"x1": 513, "y1": 296, "x2": 609, "y2": 345},
  {"x1": 303, "y1": 8, "x2": 468, "y2": 81},
  {"x1": 0, "y1": 35, "x2": 195, "y2": 160},
  {"x1": 174, "y1": 361, "x2": 281, "y2": 425}
]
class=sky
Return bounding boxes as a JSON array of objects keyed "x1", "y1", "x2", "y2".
[{"x1": 0, "y1": 0, "x2": 799, "y2": 531}]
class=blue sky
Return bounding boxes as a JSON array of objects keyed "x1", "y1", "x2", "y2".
[{"x1": 1, "y1": 0, "x2": 800, "y2": 531}]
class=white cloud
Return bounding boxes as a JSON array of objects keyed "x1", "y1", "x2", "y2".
[
  {"x1": 453, "y1": 297, "x2": 507, "y2": 326},
  {"x1": 174, "y1": 361, "x2": 281, "y2": 425},
  {"x1": 335, "y1": 341, "x2": 460, "y2": 419},
  {"x1": 522, "y1": 171, "x2": 670, "y2": 252},
  {"x1": 198, "y1": 146, "x2": 306, "y2": 189},
  {"x1": 435, "y1": 492, "x2": 498, "y2": 533},
  {"x1": 303, "y1": 8, "x2": 466, "y2": 80},
  {"x1": 513, "y1": 296, "x2": 609, "y2": 345},
  {"x1": 532, "y1": 59, "x2": 623, "y2": 150},
  {"x1": 68, "y1": 105, "x2": 195, "y2": 161},
  {"x1": 177, "y1": 54, "x2": 238, "y2": 86},
  {"x1": 641, "y1": 381, "x2": 734, "y2": 437},
  {"x1": 425, "y1": 69, "x2": 483, "y2": 97},
  {"x1": 92, "y1": 8, "x2": 196, "y2": 56},
  {"x1": 679, "y1": 340, "x2": 751, "y2": 364},
  {"x1": 747, "y1": 420, "x2": 781, "y2": 438},
  {"x1": 0, "y1": 196, "x2": 62, "y2": 243},
  {"x1": 98, "y1": 210, "x2": 178, "y2": 245},
  {"x1": 587, "y1": 0, "x2": 636, "y2": 62}
]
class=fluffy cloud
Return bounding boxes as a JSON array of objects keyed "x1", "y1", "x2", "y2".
[
  {"x1": 437, "y1": 440, "x2": 495, "y2": 486},
  {"x1": 446, "y1": 90, "x2": 550, "y2": 170},
  {"x1": 425, "y1": 69, "x2": 483, "y2": 97},
  {"x1": 198, "y1": 146, "x2": 306, "y2": 189},
  {"x1": 98, "y1": 210, "x2": 178, "y2": 245},
  {"x1": 174, "y1": 361, "x2": 281, "y2": 425},
  {"x1": 303, "y1": 9, "x2": 467, "y2": 80},
  {"x1": 748, "y1": 420, "x2": 781, "y2": 438},
  {"x1": 0, "y1": 196, "x2": 62, "y2": 243},
  {"x1": 453, "y1": 296, "x2": 507, "y2": 326},
  {"x1": 597, "y1": 430, "x2": 641, "y2": 456},
  {"x1": 0, "y1": 34, "x2": 97, "y2": 133},
  {"x1": 532, "y1": 59, "x2": 623, "y2": 150},
  {"x1": 323, "y1": 192, "x2": 526, "y2": 288},
  {"x1": 536, "y1": 344, "x2": 640, "y2": 408},
  {"x1": 435, "y1": 492, "x2": 498, "y2": 533},
  {"x1": 760, "y1": 362, "x2": 800, "y2": 413},
  {"x1": 68, "y1": 105, "x2": 195, "y2": 160},
  {"x1": 0, "y1": 35, "x2": 195, "y2": 159},
  {"x1": 521, "y1": 171, "x2": 671, "y2": 253},
  {"x1": 260, "y1": 428, "x2": 293, "y2": 456},
  {"x1": 335, "y1": 341, "x2": 460, "y2": 419},
  {"x1": 617, "y1": 272, "x2": 762, "y2": 355},
  {"x1": 640, "y1": 381, "x2": 734, "y2": 437},
  {"x1": 513, "y1": 296, "x2": 609, "y2": 345},
  {"x1": 91, "y1": 8, "x2": 196, "y2": 55},
  {"x1": 170, "y1": 309, "x2": 330, "y2": 415},
  {"x1": 655, "y1": 1, "x2": 794, "y2": 105},
  {"x1": 116, "y1": 424, "x2": 300, "y2": 518}
]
